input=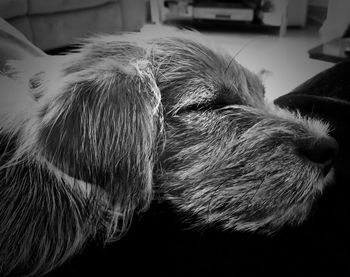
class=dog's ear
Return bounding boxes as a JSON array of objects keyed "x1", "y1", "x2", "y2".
[
  {"x1": 29, "y1": 40, "x2": 163, "y2": 228},
  {"x1": 0, "y1": 37, "x2": 162, "y2": 275}
]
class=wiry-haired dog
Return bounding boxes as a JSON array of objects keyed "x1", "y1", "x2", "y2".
[{"x1": 0, "y1": 29, "x2": 338, "y2": 276}]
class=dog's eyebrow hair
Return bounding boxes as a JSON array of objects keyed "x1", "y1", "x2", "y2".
[
  {"x1": 214, "y1": 93, "x2": 244, "y2": 106},
  {"x1": 216, "y1": 85, "x2": 245, "y2": 104},
  {"x1": 174, "y1": 82, "x2": 248, "y2": 114}
]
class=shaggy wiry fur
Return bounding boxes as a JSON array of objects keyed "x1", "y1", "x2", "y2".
[{"x1": 0, "y1": 30, "x2": 338, "y2": 276}]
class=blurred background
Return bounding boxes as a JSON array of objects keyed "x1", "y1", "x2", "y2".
[
  {"x1": 147, "y1": 0, "x2": 350, "y2": 99},
  {"x1": 1, "y1": 0, "x2": 349, "y2": 99}
]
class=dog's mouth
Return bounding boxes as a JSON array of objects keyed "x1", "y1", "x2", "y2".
[{"x1": 316, "y1": 165, "x2": 336, "y2": 191}]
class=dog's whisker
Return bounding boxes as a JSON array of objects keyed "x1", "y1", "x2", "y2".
[
  {"x1": 247, "y1": 174, "x2": 267, "y2": 207},
  {"x1": 233, "y1": 38, "x2": 256, "y2": 59}
]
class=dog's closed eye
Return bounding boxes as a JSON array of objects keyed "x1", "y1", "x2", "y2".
[
  {"x1": 178, "y1": 101, "x2": 228, "y2": 114},
  {"x1": 178, "y1": 88, "x2": 245, "y2": 114}
]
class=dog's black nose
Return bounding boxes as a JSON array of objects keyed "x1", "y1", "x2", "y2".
[{"x1": 300, "y1": 137, "x2": 339, "y2": 175}]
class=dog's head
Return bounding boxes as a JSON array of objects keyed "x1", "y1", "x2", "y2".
[{"x1": 0, "y1": 30, "x2": 338, "y2": 276}]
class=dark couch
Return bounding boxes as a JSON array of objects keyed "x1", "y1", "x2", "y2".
[{"x1": 0, "y1": 0, "x2": 146, "y2": 50}]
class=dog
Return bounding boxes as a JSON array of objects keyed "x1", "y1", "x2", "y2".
[{"x1": 0, "y1": 29, "x2": 339, "y2": 276}]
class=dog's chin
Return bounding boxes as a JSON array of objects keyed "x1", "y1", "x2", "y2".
[
  {"x1": 242, "y1": 204, "x2": 316, "y2": 235},
  {"x1": 259, "y1": 168, "x2": 336, "y2": 234},
  {"x1": 229, "y1": 176, "x2": 336, "y2": 235},
  {"x1": 164, "y1": 167, "x2": 337, "y2": 236}
]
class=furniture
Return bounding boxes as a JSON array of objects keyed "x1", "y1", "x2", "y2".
[
  {"x1": 150, "y1": 0, "x2": 308, "y2": 36},
  {"x1": 0, "y1": 16, "x2": 44, "y2": 71},
  {"x1": 0, "y1": 0, "x2": 146, "y2": 50},
  {"x1": 309, "y1": 38, "x2": 350, "y2": 63},
  {"x1": 319, "y1": 0, "x2": 350, "y2": 43}
]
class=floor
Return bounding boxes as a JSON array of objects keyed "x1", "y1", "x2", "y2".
[{"x1": 143, "y1": 22, "x2": 333, "y2": 100}]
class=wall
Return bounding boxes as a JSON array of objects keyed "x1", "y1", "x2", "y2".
[{"x1": 308, "y1": 0, "x2": 329, "y2": 23}]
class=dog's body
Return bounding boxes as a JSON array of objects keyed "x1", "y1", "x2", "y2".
[{"x1": 0, "y1": 30, "x2": 338, "y2": 276}]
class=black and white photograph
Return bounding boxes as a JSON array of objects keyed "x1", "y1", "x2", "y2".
[{"x1": 0, "y1": 0, "x2": 349, "y2": 276}]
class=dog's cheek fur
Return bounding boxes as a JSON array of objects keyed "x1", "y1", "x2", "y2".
[{"x1": 158, "y1": 107, "x2": 322, "y2": 233}]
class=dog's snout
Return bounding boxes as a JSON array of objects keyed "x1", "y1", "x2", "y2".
[{"x1": 299, "y1": 137, "x2": 338, "y2": 174}]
